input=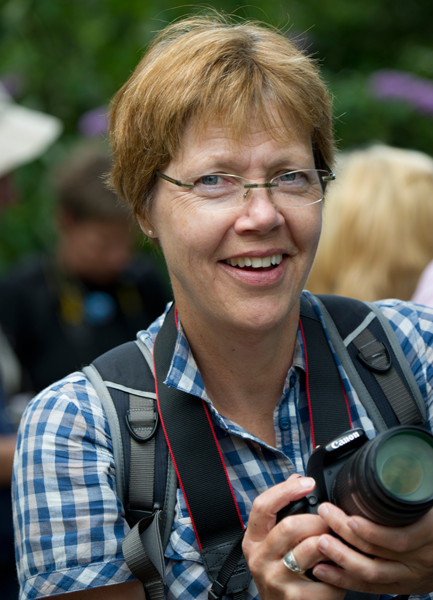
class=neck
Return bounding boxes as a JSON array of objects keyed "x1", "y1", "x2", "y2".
[{"x1": 177, "y1": 305, "x2": 300, "y2": 443}]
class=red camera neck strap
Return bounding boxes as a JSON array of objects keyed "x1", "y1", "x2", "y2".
[
  {"x1": 153, "y1": 304, "x2": 250, "y2": 598},
  {"x1": 299, "y1": 296, "x2": 352, "y2": 449}
]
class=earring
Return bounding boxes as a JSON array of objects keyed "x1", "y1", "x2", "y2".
[{"x1": 148, "y1": 230, "x2": 153, "y2": 236}]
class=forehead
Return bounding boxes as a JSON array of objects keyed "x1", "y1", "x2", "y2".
[{"x1": 174, "y1": 110, "x2": 314, "y2": 170}]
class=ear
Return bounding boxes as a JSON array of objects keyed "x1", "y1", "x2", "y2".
[{"x1": 137, "y1": 215, "x2": 157, "y2": 239}]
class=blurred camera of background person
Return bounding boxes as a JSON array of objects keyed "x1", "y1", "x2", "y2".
[
  {"x1": 306, "y1": 144, "x2": 433, "y2": 302},
  {"x1": 0, "y1": 142, "x2": 171, "y2": 404},
  {"x1": 0, "y1": 82, "x2": 62, "y2": 600}
]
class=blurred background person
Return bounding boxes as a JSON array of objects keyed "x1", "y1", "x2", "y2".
[
  {"x1": 307, "y1": 143, "x2": 433, "y2": 301},
  {"x1": 412, "y1": 259, "x2": 433, "y2": 307},
  {"x1": 0, "y1": 143, "x2": 171, "y2": 402},
  {"x1": 0, "y1": 82, "x2": 61, "y2": 600}
]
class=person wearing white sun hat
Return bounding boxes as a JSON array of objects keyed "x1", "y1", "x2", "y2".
[
  {"x1": 0, "y1": 82, "x2": 61, "y2": 599},
  {"x1": 0, "y1": 84, "x2": 61, "y2": 177},
  {"x1": 0, "y1": 84, "x2": 62, "y2": 386},
  {"x1": 0, "y1": 81, "x2": 62, "y2": 402}
]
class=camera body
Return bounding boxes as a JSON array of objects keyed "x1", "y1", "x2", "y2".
[{"x1": 277, "y1": 428, "x2": 368, "y2": 522}]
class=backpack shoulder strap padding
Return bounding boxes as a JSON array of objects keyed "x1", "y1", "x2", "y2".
[
  {"x1": 366, "y1": 301, "x2": 427, "y2": 422},
  {"x1": 83, "y1": 339, "x2": 162, "y2": 509},
  {"x1": 314, "y1": 294, "x2": 426, "y2": 431},
  {"x1": 83, "y1": 339, "x2": 177, "y2": 600}
]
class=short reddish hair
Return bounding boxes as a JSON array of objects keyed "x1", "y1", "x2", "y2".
[{"x1": 109, "y1": 13, "x2": 335, "y2": 219}]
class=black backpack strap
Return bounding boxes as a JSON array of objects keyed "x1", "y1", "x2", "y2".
[
  {"x1": 83, "y1": 340, "x2": 177, "y2": 600},
  {"x1": 315, "y1": 294, "x2": 426, "y2": 430},
  {"x1": 154, "y1": 304, "x2": 252, "y2": 600},
  {"x1": 300, "y1": 296, "x2": 352, "y2": 447},
  {"x1": 301, "y1": 294, "x2": 413, "y2": 600}
]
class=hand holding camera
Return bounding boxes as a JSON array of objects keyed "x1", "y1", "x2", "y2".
[
  {"x1": 278, "y1": 425, "x2": 433, "y2": 526},
  {"x1": 277, "y1": 425, "x2": 433, "y2": 588}
]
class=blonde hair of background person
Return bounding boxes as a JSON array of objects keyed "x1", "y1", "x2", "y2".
[{"x1": 307, "y1": 144, "x2": 433, "y2": 301}]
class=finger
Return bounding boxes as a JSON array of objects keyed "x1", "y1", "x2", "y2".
[
  {"x1": 259, "y1": 553, "x2": 346, "y2": 600},
  {"x1": 318, "y1": 533, "x2": 403, "y2": 582},
  {"x1": 267, "y1": 512, "x2": 329, "y2": 561},
  {"x1": 318, "y1": 503, "x2": 393, "y2": 558},
  {"x1": 244, "y1": 508, "x2": 329, "y2": 568},
  {"x1": 245, "y1": 475, "x2": 316, "y2": 542},
  {"x1": 282, "y1": 534, "x2": 329, "y2": 574},
  {"x1": 265, "y1": 544, "x2": 347, "y2": 600},
  {"x1": 318, "y1": 503, "x2": 431, "y2": 559},
  {"x1": 317, "y1": 503, "x2": 378, "y2": 556},
  {"x1": 346, "y1": 506, "x2": 433, "y2": 554},
  {"x1": 311, "y1": 532, "x2": 414, "y2": 596}
]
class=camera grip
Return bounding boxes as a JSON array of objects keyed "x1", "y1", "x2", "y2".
[
  {"x1": 276, "y1": 492, "x2": 320, "y2": 522},
  {"x1": 277, "y1": 493, "x2": 324, "y2": 581}
]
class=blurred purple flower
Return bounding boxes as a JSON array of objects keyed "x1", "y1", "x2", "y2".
[
  {"x1": 78, "y1": 106, "x2": 108, "y2": 137},
  {"x1": 369, "y1": 70, "x2": 433, "y2": 116},
  {"x1": 0, "y1": 74, "x2": 23, "y2": 98}
]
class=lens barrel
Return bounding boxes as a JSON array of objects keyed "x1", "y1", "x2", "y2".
[{"x1": 332, "y1": 426, "x2": 433, "y2": 526}]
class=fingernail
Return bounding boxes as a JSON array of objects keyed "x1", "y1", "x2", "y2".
[
  {"x1": 299, "y1": 476, "x2": 315, "y2": 488},
  {"x1": 318, "y1": 503, "x2": 329, "y2": 517},
  {"x1": 313, "y1": 564, "x2": 327, "y2": 579},
  {"x1": 318, "y1": 536, "x2": 329, "y2": 552}
]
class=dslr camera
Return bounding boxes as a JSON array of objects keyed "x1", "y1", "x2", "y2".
[{"x1": 278, "y1": 425, "x2": 433, "y2": 526}]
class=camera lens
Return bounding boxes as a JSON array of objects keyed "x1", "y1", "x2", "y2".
[
  {"x1": 332, "y1": 426, "x2": 433, "y2": 526},
  {"x1": 377, "y1": 431, "x2": 433, "y2": 500}
]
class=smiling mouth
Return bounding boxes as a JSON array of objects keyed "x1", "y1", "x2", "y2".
[{"x1": 224, "y1": 253, "x2": 283, "y2": 269}]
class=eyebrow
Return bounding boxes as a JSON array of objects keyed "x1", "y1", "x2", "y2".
[{"x1": 184, "y1": 156, "x2": 310, "y2": 178}]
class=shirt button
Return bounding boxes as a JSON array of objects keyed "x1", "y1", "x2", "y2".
[{"x1": 279, "y1": 417, "x2": 290, "y2": 430}]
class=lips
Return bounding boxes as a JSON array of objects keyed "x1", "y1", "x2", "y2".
[{"x1": 224, "y1": 253, "x2": 283, "y2": 269}]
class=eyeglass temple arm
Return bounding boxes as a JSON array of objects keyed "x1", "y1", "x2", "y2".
[
  {"x1": 155, "y1": 171, "x2": 194, "y2": 188},
  {"x1": 322, "y1": 172, "x2": 336, "y2": 182}
]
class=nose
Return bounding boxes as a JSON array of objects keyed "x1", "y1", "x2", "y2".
[{"x1": 233, "y1": 187, "x2": 284, "y2": 234}]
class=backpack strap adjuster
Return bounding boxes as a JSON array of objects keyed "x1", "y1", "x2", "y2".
[
  {"x1": 356, "y1": 337, "x2": 391, "y2": 373},
  {"x1": 125, "y1": 401, "x2": 159, "y2": 442}
]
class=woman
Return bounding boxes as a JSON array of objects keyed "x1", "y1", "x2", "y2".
[
  {"x1": 307, "y1": 144, "x2": 433, "y2": 301},
  {"x1": 13, "y1": 13, "x2": 433, "y2": 600}
]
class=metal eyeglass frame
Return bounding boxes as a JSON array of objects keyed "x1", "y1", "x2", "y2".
[{"x1": 155, "y1": 169, "x2": 335, "y2": 202}]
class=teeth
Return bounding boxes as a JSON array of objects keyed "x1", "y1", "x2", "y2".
[{"x1": 226, "y1": 254, "x2": 283, "y2": 268}]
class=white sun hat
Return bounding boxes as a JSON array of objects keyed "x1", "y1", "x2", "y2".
[{"x1": 0, "y1": 84, "x2": 62, "y2": 177}]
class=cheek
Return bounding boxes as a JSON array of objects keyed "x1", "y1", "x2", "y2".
[
  {"x1": 290, "y1": 206, "x2": 323, "y2": 251},
  {"x1": 151, "y1": 192, "x2": 197, "y2": 235},
  {"x1": 153, "y1": 196, "x2": 233, "y2": 257}
]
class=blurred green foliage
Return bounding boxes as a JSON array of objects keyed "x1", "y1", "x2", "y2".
[{"x1": 1, "y1": 0, "x2": 432, "y2": 270}]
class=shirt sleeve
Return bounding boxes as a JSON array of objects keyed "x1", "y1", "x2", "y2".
[{"x1": 12, "y1": 372, "x2": 136, "y2": 598}]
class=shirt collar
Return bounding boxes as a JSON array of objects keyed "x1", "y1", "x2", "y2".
[{"x1": 139, "y1": 300, "x2": 307, "y2": 400}]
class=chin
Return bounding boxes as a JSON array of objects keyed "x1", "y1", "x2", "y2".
[{"x1": 226, "y1": 298, "x2": 294, "y2": 334}]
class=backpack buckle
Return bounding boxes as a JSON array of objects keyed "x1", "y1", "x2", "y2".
[
  {"x1": 357, "y1": 339, "x2": 391, "y2": 373},
  {"x1": 125, "y1": 406, "x2": 159, "y2": 442}
]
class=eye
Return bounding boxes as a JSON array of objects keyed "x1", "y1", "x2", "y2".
[
  {"x1": 277, "y1": 171, "x2": 308, "y2": 185},
  {"x1": 193, "y1": 173, "x2": 239, "y2": 199},
  {"x1": 197, "y1": 174, "x2": 224, "y2": 186}
]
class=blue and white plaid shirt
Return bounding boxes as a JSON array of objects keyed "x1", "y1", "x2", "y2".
[{"x1": 12, "y1": 292, "x2": 433, "y2": 600}]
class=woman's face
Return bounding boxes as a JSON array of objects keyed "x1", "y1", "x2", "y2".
[{"x1": 142, "y1": 113, "x2": 322, "y2": 337}]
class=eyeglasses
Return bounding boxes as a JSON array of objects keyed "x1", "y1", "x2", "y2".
[{"x1": 156, "y1": 168, "x2": 335, "y2": 209}]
